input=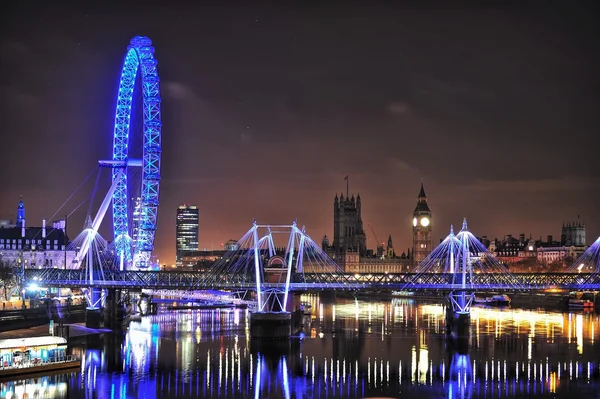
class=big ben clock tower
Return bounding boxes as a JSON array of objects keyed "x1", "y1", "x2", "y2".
[{"x1": 412, "y1": 183, "x2": 432, "y2": 265}]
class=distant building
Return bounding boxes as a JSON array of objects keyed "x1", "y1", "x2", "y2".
[
  {"x1": 322, "y1": 190, "x2": 413, "y2": 273},
  {"x1": 333, "y1": 193, "x2": 367, "y2": 256},
  {"x1": 561, "y1": 218, "x2": 586, "y2": 246},
  {"x1": 483, "y1": 219, "x2": 588, "y2": 270},
  {"x1": 224, "y1": 239, "x2": 239, "y2": 251},
  {"x1": 181, "y1": 250, "x2": 228, "y2": 269},
  {"x1": 412, "y1": 184, "x2": 432, "y2": 265},
  {"x1": 176, "y1": 205, "x2": 199, "y2": 265},
  {"x1": 0, "y1": 198, "x2": 76, "y2": 269}
]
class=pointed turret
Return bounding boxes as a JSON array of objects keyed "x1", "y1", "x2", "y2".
[
  {"x1": 413, "y1": 183, "x2": 431, "y2": 213},
  {"x1": 16, "y1": 195, "x2": 25, "y2": 228},
  {"x1": 418, "y1": 183, "x2": 426, "y2": 198}
]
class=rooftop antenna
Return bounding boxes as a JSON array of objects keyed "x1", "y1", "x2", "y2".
[{"x1": 345, "y1": 175, "x2": 349, "y2": 197}]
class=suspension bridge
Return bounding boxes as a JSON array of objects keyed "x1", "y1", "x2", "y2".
[
  {"x1": 24, "y1": 221, "x2": 600, "y2": 294},
  {"x1": 9, "y1": 35, "x2": 600, "y2": 321}
]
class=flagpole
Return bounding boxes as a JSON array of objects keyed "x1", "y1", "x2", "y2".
[{"x1": 346, "y1": 175, "x2": 349, "y2": 197}]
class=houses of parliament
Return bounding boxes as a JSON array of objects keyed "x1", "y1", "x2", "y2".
[{"x1": 322, "y1": 184, "x2": 432, "y2": 273}]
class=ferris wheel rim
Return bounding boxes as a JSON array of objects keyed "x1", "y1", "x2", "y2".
[{"x1": 111, "y1": 36, "x2": 162, "y2": 267}]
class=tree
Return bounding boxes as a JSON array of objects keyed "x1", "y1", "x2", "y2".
[{"x1": 0, "y1": 261, "x2": 18, "y2": 301}]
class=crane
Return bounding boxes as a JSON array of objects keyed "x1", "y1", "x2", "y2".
[{"x1": 368, "y1": 223, "x2": 385, "y2": 257}]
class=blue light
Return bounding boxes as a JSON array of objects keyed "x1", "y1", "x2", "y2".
[
  {"x1": 111, "y1": 36, "x2": 162, "y2": 269},
  {"x1": 26, "y1": 283, "x2": 39, "y2": 291}
]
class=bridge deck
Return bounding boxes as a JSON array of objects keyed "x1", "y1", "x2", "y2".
[{"x1": 23, "y1": 269, "x2": 600, "y2": 291}]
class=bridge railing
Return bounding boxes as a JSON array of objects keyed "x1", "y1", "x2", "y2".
[{"x1": 24, "y1": 269, "x2": 600, "y2": 291}]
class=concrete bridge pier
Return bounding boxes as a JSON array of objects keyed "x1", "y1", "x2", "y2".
[
  {"x1": 250, "y1": 312, "x2": 292, "y2": 340},
  {"x1": 288, "y1": 292, "x2": 306, "y2": 334},
  {"x1": 86, "y1": 288, "x2": 104, "y2": 328},
  {"x1": 446, "y1": 307, "x2": 470, "y2": 339},
  {"x1": 446, "y1": 291, "x2": 473, "y2": 340},
  {"x1": 138, "y1": 293, "x2": 157, "y2": 316},
  {"x1": 249, "y1": 291, "x2": 296, "y2": 339},
  {"x1": 104, "y1": 289, "x2": 125, "y2": 329}
]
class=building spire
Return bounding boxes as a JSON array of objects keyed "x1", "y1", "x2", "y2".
[
  {"x1": 418, "y1": 183, "x2": 426, "y2": 198},
  {"x1": 462, "y1": 217, "x2": 468, "y2": 231},
  {"x1": 16, "y1": 195, "x2": 25, "y2": 227}
]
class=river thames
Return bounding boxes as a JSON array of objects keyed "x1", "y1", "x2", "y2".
[{"x1": 1, "y1": 295, "x2": 599, "y2": 398}]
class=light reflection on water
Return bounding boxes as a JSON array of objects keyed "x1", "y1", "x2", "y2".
[{"x1": 1, "y1": 296, "x2": 599, "y2": 398}]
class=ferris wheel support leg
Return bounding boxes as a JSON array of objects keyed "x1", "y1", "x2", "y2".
[{"x1": 75, "y1": 170, "x2": 125, "y2": 274}]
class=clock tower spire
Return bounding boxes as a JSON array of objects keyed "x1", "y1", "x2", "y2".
[{"x1": 412, "y1": 183, "x2": 432, "y2": 266}]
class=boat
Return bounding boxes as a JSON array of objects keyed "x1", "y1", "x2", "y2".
[
  {"x1": 568, "y1": 299, "x2": 594, "y2": 309},
  {"x1": 474, "y1": 293, "x2": 511, "y2": 306},
  {"x1": 0, "y1": 336, "x2": 80, "y2": 379},
  {"x1": 391, "y1": 290, "x2": 414, "y2": 297}
]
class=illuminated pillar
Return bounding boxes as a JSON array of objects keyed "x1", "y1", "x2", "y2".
[{"x1": 253, "y1": 221, "x2": 263, "y2": 311}]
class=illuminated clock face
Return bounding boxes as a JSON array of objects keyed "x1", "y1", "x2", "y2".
[
  {"x1": 420, "y1": 217, "x2": 430, "y2": 227},
  {"x1": 413, "y1": 217, "x2": 418, "y2": 227}
]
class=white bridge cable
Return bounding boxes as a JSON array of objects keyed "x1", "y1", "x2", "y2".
[
  {"x1": 199, "y1": 223, "x2": 350, "y2": 291},
  {"x1": 404, "y1": 222, "x2": 525, "y2": 291},
  {"x1": 567, "y1": 235, "x2": 600, "y2": 275},
  {"x1": 48, "y1": 166, "x2": 100, "y2": 223},
  {"x1": 200, "y1": 227, "x2": 259, "y2": 286}
]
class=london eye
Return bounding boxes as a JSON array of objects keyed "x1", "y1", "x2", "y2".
[{"x1": 108, "y1": 35, "x2": 162, "y2": 269}]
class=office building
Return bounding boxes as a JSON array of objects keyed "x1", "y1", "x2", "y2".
[{"x1": 176, "y1": 205, "x2": 199, "y2": 265}]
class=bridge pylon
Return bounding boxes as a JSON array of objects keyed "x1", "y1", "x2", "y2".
[
  {"x1": 405, "y1": 218, "x2": 526, "y2": 338},
  {"x1": 200, "y1": 219, "x2": 346, "y2": 339},
  {"x1": 446, "y1": 220, "x2": 474, "y2": 339}
]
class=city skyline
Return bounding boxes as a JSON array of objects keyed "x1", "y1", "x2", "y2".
[{"x1": 1, "y1": 4, "x2": 598, "y2": 264}]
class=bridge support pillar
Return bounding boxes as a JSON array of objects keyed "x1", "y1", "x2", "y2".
[
  {"x1": 138, "y1": 293, "x2": 157, "y2": 316},
  {"x1": 86, "y1": 288, "x2": 104, "y2": 328},
  {"x1": 250, "y1": 312, "x2": 291, "y2": 340},
  {"x1": 446, "y1": 291, "x2": 472, "y2": 340},
  {"x1": 86, "y1": 307, "x2": 103, "y2": 328},
  {"x1": 104, "y1": 289, "x2": 125, "y2": 329},
  {"x1": 446, "y1": 309, "x2": 470, "y2": 338}
]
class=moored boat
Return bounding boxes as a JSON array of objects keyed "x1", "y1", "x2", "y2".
[
  {"x1": 0, "y1": 336, "x2": 80, "y2": 379},
  {"x1": 474, "y1": 293, "x2": 511, "y2": 306},
  {"x1": 568, "y1": 299, "x2": 594, "y2": 309}
]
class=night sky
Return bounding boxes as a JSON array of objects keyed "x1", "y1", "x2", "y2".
[{"x1": 1, "y1": 4, "x2": 599, "y2": 264}]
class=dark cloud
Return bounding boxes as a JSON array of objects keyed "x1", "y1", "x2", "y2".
[{"x1": 0, "y1": 4, "x2": 598, "y2": 263}]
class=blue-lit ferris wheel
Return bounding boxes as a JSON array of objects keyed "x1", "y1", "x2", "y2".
[{"x1": 111, "y1": 36, "x2": 162, "y2": 268}]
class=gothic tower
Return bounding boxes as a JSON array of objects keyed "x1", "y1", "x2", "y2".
[
  {"x1": 16, "y1": 196, "x2": 25, "y2": 227},
  {"x1": 387, "y1": 235, "x2": 395, "y2": 258},
  {"x1": 561, "y1": 217, "x2": 586, "y2": 247},
  {"x1": 333, "y1": 193, "x2": 367, "y2": 256},
  {"x1": 412, "y1": 184, "x2": 432, "y2": 265}
]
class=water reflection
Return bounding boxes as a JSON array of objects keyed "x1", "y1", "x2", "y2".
[{"x1": 1, "y1": 297, "x2": 599, "y2": 398}]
